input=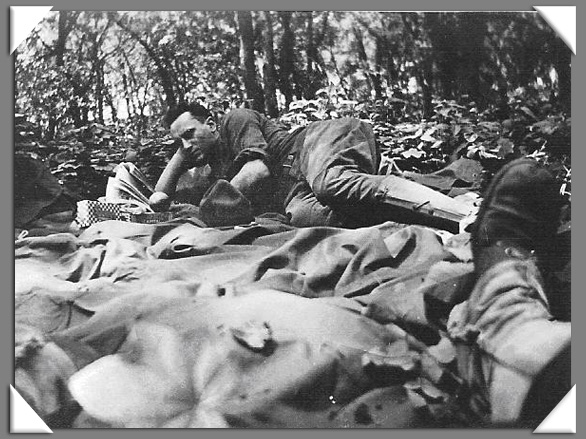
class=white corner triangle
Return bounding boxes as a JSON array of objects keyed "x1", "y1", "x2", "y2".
[
  {"x1": 9, "y1": 385, "x2": 53, "y2": 433},
  {"x1": 10, "y1": 6, "x2": 54, "y2": 54},
  {"x1": 534, "y1": 6, "x2": 576, "y2": 55},
  {"x1": 533, "y1": 384, "x2": 576, "y2": 433}
]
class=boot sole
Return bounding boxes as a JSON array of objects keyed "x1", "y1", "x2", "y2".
[{"x1": 471, "y1": 158, "x2": 545, "y2": 253}]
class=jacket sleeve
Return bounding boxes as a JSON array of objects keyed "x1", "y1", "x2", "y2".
[{"x1": 220, "y1": 109, "x2": 276, "y2": 179}]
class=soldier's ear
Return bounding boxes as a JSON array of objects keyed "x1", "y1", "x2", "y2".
[{"x1": 206, "y1": 117, "x2": 217, "y2": 132}]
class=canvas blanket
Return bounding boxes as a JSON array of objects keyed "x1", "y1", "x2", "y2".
[{"x1": 14, "y1": 216, "x2": 483, "y2": 429}]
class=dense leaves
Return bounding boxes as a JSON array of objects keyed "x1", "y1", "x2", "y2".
[
  {"x1": 15, "y1": 86, "x2": 571, "y2": 205},
  {"x1": 14, "y1": 11, "x2": 571, "y2": 203}
]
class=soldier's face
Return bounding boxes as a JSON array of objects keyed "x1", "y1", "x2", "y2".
[{"x1": 170, "y1": 112, "x2": 219, "y2": 166}]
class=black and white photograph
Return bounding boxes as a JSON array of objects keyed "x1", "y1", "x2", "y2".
[{"x1": 12, "y1": 8, "x2": 573, "y2": 431}]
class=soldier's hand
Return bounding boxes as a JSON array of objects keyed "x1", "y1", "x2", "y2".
[{"x1": 149, "y1": 191, "x2": 171, "y2": 212}]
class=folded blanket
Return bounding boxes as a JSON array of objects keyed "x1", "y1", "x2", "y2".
[{"x1": 15, "y1": 219, "x2": 477, "y2": 428}]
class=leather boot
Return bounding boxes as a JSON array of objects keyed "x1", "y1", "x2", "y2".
[
  {"x1": 447, "y1": 158, "x2": 571, "y2": 427},
  {"x1": 470, "y1": 158, "x2": 562, "y2": 276}
]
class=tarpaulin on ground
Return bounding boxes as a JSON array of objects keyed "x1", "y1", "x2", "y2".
[{"x1": 15, "y1": 218, "x2": 481, "y2": 428}]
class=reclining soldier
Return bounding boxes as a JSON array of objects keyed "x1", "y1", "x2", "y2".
[{"x1": 149, "y1": 104, "x2": 474, "y2": 231}]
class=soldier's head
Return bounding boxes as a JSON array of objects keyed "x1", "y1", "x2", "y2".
[{"x1": 164, "y1": 102, "x2": 220, "y2": 166}]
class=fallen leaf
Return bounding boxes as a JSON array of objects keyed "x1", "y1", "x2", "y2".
[
  {"x1": 421, "y1": 128, "x2": 437, "y2": 142},
  {"x1": 406, "y1": 389, "x2": 427, "y2": 409},
  {"x1": 420, "y1": 378, "x2": 448, "y2": 402},
  {"x1": 427, "y1": 336, "x2": 456, "y2": 365},
  {"x1": 403, "y1": 378, "x2": 421, "y2": 391},
  {"x1": 230, "y1": 321, "x2": 273, "y2": 353},
  {"x1": 464, "y1": 133, "x2": 478, "y2": 143},
  {"x1": 401, "y1": 148, "x2": 426, "y2": 159},
  {"x1": 520, "y1": 106, "x2": 538, "y2": 120}
]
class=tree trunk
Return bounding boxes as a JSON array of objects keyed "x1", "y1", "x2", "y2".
[
  {"x1": 306, "y1": 11, "x2": 314, "y2": 79},
  {"x1": 105, "y1": 90, "x2": 118, "y2": 124},
  {"x1": 372, "y1": 34, "x2": 385, "y2": 100},
  {"x1": 353, "y1": 26, "x2": 374, "y2": 98},
  {"x1": 237, "y1": 11, "x2": 265, "y2": 112},
  {"x1": 426, "y1": 13, "x2": 458, "y2": 99},
  {"x1": 278, "y1": 11, "x2": 295, "y2": 108},
  {"x1": 55, "y1": 11, "x2": 80, "y2": 66},
  {"x1": 262, "y1": 11, "x2": 279, "y2": 117},
  {"x1": 68, "y1": 101, "x2": 82, "y2": 127},
  {"x1": 56, "y1": 11, "x2": 82, "y2": 129},
  {"x1": 46, "y1": 113, "x2": 56, "y2": 141},
  {"x1": 421, "y1": 48, "x2": 434, "y2": 120},
  {"x1": 304, "y1": 11, "x2": 321, "y2": 98},
  {"x1": 312, "y1": 12, "x2": 330, "y2": 79},
  {"x1": 82, "y1": 107, "x2": 89, "y2": 126},
  {"x1": 112, "y1": 13, "x2": 177, "y2": 109},
  {"x1": 95, "y1": 60, "x2": 104, "y2": 124},
  {"x1": 122, "y1": 73, "x2": 133, "y2": 120},
  {"x1": 55, "y1": 11, "x2": 69, "y2": 66},
  {"x1": 458, "y1": 13, "x2": 488, "y2": 109},
  {"x1": 121, "y1": 50, "x2": 138, "y2": 120},
  {"x1": 401, "y1": 13, "x2": 433, "y2": 119}
]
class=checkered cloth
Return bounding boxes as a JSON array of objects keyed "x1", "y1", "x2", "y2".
[
  {"x1": 75, "y1": 201, "x2": 122, "y2": 228},
  {"x1": 75, "y1": 200, "x2": 173, "y2": 228}
]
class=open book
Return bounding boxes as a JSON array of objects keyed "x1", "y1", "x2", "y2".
[
  {"x1": 103, "y1": 163, "x2": 156, "y2": 213},
  {"x1": 76, "y1": 163, "x2": 174, "y2": 227}
]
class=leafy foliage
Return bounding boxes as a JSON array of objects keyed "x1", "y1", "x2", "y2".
[
  {"x1": 15, "y1": 83, "x2": 571, "y2": 205},
  {"x1": 277, "y1": 88, "x2": 570, "y2": 192},
  {"x1": 14, "y1": 11, "x2": 571, "y2": 204}
]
